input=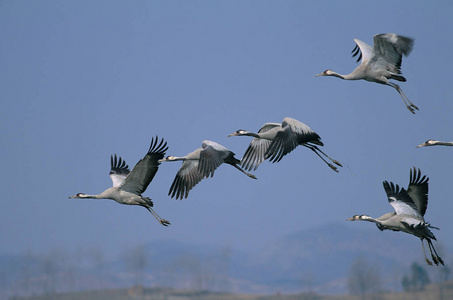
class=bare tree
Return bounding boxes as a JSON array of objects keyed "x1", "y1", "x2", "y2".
[
  {"x1": 216, "y1": 246, "x2": 232, "y2": 292},
  {"x1": 41, "y1": 251, "x2": 58, "y2": 296},
  {"x1": 125, "y1": 244, "x2": 148, "y2": 287},
  {"x1": 347, "y1": 257, "x2": 382, "y2": 299},
  {"x1": 87, "y1": 247, "x2": 106, "y2": 286},
  {"x1": 401, "y1": 262, "x2": 431, "y2": 292}
]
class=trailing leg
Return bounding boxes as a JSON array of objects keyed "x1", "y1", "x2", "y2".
[
  {"x1": 427, "y1": 239, "x2": 444, "y2": 266},
  {"x1": 303, "y1": 144, "x2": 341, "y2": 172},
  {"x1": 389, "y1": 82, "x2": 419, "y2": 114},
  {"x1": 420, "y1": 239, "x2": 433, "y2": 266},
  {"x1": 230, "y1": 163, "x2": 257, "y2": 179}
]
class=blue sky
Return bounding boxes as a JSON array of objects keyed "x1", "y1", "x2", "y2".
[{"x1": 1, "y1": 1, "x2": 452, "y2": 260}]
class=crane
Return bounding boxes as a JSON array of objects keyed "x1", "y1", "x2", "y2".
[
  {"x1": 159, "y1": 140, "x2": 256, "y2": 199},
  {"x1": 69, "y1": 136, "x2": 170, "y2": 226},
  {"x1": 315, "y1": 33, "x2": 417, "y2": 114},
  {"x1": 417, "y1": 139, "x2": 453, "y2": 147},
  {"x1": 227, "y1": 117, "x2": 342, "y2": 172},
  {"x1": 347, "y1": 168, "x2": 444, "y2": 266}
]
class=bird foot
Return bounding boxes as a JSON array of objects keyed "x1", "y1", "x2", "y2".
[
  {"x1": 433, "y1": 256, "x2": 445, "y2": 266},
  {"x1": 160, "y1": 219, "x2": 171, "y2": 227},
  {"x1": 329, "y1": 164, "x2": 339, "y2": 173},
  {"x1": 406, "y1": 104, "x2": 419, "y2": 114},
  {"x1": 438, "y1": 257, "x2": 445, "y2": 266},
  {"x1": 425, "y1": 258, "x2": 433, "y2": 266},
  {"x1": 332, "y1": 160, "x2": 343, "y2": 167},
  {"x1": 247, "y1": 173, "x2": 257, "y2": 179}
]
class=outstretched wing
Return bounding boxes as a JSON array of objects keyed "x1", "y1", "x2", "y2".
[
  {"x1": 168, "y1": 158, "x2": 204, "y2": 200},
  {"x1": 240, "y1": 123, "x2": 280, "y2": 171},
  {"x1": 265, "y1": 117, "x2": 321, "y2": 163},
  {"x1": 383, "y1": 181, "x2": 422, "y2": 219},
  {"x1": 371, "y1": 33, "x2": 414, "y2": 74},
  {"x1": 120, "y1": 136, "x2": 168, "y2": 195},
  {"x1": 109, "y1": 154, "x2": 130, "y2": 187},
  {"x1": 351, "y1": 38, "x2": 373, "y2": 64},
  {"x1": 407, "y1": 167, "x2": 429, "y2": 216},
  {"x1": 198, "y1": 140, "x2": 229, "y2": 178}
]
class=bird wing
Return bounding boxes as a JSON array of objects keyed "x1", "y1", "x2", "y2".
[
  {"x1": 265, "y1": 117, "x2": 321, "y2": 163},
  {"x1": 239, "y1": 123, "x2": 280, "y2": 171},
  {"x1": 240, "y1": 138, "x2": 272, "y2": 171},
  {"x1": 109, "y1": 154, "x2": 130, "y2": 187},
  {"x1": 119, "y1": 137, "x2": 168, "y2": 195},
  {"x1": 407, "y1": 167, "x2": 429, "y2": 216},
  {"x1": 257, "y1": 123, "x2": 281, "y2": 134},
  {"x1": 370, "y1": 33, "x2": 414, "y2": 74},
  {"x1": 284, "y1": 117, "x2": 323, "y2": 145},
  {"x1": 168, "y1": 159, "x2": 204, "y2": 200},
  {"x1": 351, "y1": 39, "x2": 373, "y2": 64},
  {"x1": 383, "y1": 181, "x2": 422, "y2": 218},
  {"x1": 198, "y1": 140, "x2": 229, "y2": 178}
]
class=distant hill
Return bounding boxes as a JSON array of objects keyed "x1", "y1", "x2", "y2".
[{"x1": 1, "y1": 222, "x2": 449, "y2": 299}]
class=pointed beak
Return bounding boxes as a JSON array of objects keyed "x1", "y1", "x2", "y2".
[
  {"x1": 346, "y1": 217, "x2": 354, "y2": 221},
  {"x1": 68, "y1": 195, "x2": 76, "y2": 199},
  {"x1": 227, "y1": 132, "x2": 237, "y2": 137},
  {"x1": 158, "y1": 159, "x2": 165, "y2": 162},
  {"x1": 314, "y1": 73, "x2": 323, "y2": 77},
  {"x1": 416, "y1": 144, "x2": 425, "y2": 148}
]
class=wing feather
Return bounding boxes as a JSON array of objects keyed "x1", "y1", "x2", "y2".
[
  {"x1": 109, "y1": 154, "x2": 130, "y2": 187},
  {"x1": 168, "y1": 160, "x2": 204, "y2": 200},
  {"x1": 352, "y1": 39, "x2": 373, "y2": 64},
  {"x1": 120, "y1": 136, "x2": 168, "y2": 195},
  {"x1": 198, "y1": 141, "x2": 229, "y2": 178},
  {"x1": 240, "y1": 138, "x2": 272, "y2": 171},
  {"x1": 371, "y1": 33, "x2": 414, "y2": 74},
  {"x1": 407, "y1": 167, "x2": 429, "y2": 216},
  {"x1": 265, "y1": 118, "x2": 321, "y2": 163},
  {"x1": 383, "y1": 181, "x2": 422, "y2": 218}
]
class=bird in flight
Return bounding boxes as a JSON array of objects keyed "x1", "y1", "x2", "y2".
[
  {"x1": 316, "y1": 33, "x2": 417, "y2": 114},
  {"x1": 159, "y1": 140, "x2": 256, "y2": 200},
  {"x1": 69, "y1": 136, "x2": 170, "y2": 226},
  {"x1": 347, "y1": 168, "x2": 444, "y2": 266},
  {"x1": 228, "y1": 117, "x2": 342, "y2": 172},
  {"x1": 417, "y1": 139, "x2": 453, "y2": 148}
]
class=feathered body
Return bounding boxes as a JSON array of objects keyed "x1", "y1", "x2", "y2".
[
  {"x1": 159, "y1": 140, "x2": 256, "y2": 200},
  {"x1": 228, "y1": 117, "x2": 342, "y2": 172},
  {"x1": 347, "y1": 168, "x2": 443, "y2": 266},
  {"x1": 69, "y1": 137, "x2": 170, "y2": 226},
  {"x1": 316, "y1": 33, "x2": 418, "y2": 113}
]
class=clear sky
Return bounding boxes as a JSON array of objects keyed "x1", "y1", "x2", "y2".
[{"x1": 1, "y1": 1, "x2": 452, "y2": 259}]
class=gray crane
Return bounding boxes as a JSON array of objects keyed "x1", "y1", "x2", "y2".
[
  {"x1": 417, "y1": 139, "x2": 453, "y2": 147},
  {"x1": 227, "y1": 117, "x2": 342, "y2": 172},
  {"x1": 316, "y1": 33, "x2": 417, "y2": 114},
  {"x1": 347, "y1": 168, "x2": 444, "y2": 266},
  {"x1": 69, "y1": 136, "x2": 170, "y2": 226},
  {"x1": 159, "y1": 140, "x2": 256, "y2": 199}
]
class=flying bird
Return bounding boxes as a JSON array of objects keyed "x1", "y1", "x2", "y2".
[
  {"x1": 316, "y1": 33, "x2": 417, "y2": 114},
  {"x1": 347, "y1": 168, "x2": 444, "y2": 266},
  {"x1": 417, "y1": 139, "x2": 453, "y2": 147},
  {"x1": 227, "y1": 117, "x2": 342, "y2": 172},
  {"x1": 69, "y1": 136, "x2": 170, "y2": 226},
  {"x1": 159, "y1": 140, "x2": 256, "y2": 200}
]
